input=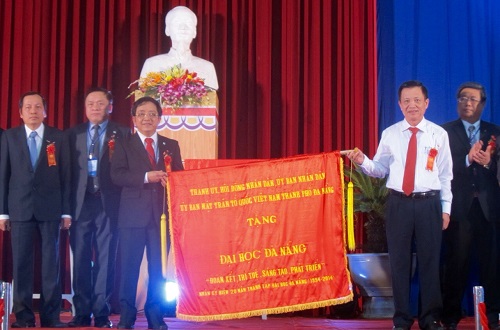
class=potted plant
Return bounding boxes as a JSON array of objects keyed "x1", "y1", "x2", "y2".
[
  {"x1": 344, "y1": 165, "x2": 393, "y2": 318},
  {"x1": 345, "y1": 165, "x2": 388, "y2": 253}
]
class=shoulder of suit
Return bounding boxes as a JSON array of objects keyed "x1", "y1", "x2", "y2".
[
  {"x1": 44, "y1": 125, "x2": 63, "y2": 135},
  {"x1": 158, "y1": 135, "x2": 179, "y2": 144},
  {"x1": 480, "y1": 120, "x2": 500, "y2": 132},
  {"x1": 107, "y1": 121, "x2": 130, "y2": 134},
  {"x1": 65, "y1": 122, "x2": 87, "y2": 134},
  {"x1": 423, "y1": 119, "x2": 446, "y2": 132},
  {"x1": 441, "y1": 119, "x2": 462, "y2": 130}
]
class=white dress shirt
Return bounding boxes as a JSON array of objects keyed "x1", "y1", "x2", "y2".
[
  {"x1": 136, "y1": 131, "x2": 159, "y2": 183},
  {"x1": 360, "y1": 117, "x2": 453, "y2": 214}
]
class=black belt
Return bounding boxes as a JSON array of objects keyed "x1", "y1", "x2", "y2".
[{"x1": 389, "y1": 189, "x2": 439, "y2": 199}]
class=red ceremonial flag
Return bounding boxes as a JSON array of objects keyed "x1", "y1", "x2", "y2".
[{"x1": 168, "y1": 151, "x2": 352, "y2": 321}]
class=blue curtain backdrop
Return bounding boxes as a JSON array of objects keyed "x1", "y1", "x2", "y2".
[
  {"x1": 378, "y1": 0, "x2": 500, "y2": 133},
  {"x1": 378, "y1": 0, "x2": 500, "y2": 315}
]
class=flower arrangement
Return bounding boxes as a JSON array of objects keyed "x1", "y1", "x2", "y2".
[{"x1": 129, "y1": 65, "x2": 212, "y2": 109}]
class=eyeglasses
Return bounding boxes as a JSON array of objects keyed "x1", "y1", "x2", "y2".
[
  {"x1": 135, "y1": 112, "x2": 159, "y2": 119},
  {"x1": 458, "y1": 96, "x2": 480, "y2": 104}
]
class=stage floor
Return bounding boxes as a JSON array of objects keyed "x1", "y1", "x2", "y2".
[{"x1": 12, "y1": 312, "x2": 478, "y2": 329}]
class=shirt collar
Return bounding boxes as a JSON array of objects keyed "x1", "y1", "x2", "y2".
[
  {"x1": 402, "y1": 117, "x2": 427, "y2": 132},
  {"x1": 461, "y1": 119, "x2": 480, "y2": 131},
  {"x1": 24, "y1": 123, "x2": 44, "y2": 139},
  {"x1": 136, "y1": 131, "x2": 158, "y2": 146},
  {"x1": 88, "y1": 120, "x2": 109, "y2": 132}
]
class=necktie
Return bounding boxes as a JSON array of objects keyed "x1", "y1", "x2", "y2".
[
  {"x1": 468, "y1": 125, "x2": 476, "y2": 145},
  {"x1": 145, "y1": 138, "x2": 156, "y2": 168},
  {"x1": 402, "y1": 127, "x2": 419, "y2": 196},
  {"x1": 87, "y1": 125, "x2": 101, "y2": 193},
  {"x1": 28, "y1": 131, "x2": 38, "y2": 168},
  {"x1": 89, "y1": 125, "x2": 100, "y2": 159}
]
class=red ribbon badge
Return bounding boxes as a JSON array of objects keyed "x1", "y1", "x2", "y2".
[
  {"x1": 108, "y1": 137, "x2": 115, "y2": 160},
  {"x1": 0, "y1": 298, "x2": 5, "y2": 319},
  {"x1": 426, "y1": 148, "x2": 438, "y2": 171},
  {"x1": 488, "y1": 135, "x2": 496, "y2": 155},
  {"x1": 46, "y1": 142, "x2": 57, "y2": 167},
  {"x1": 164, "y1": 151, "x2": 172, "y2": 172}
]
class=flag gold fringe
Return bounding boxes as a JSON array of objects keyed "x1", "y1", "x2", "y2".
[
  {"x1": 160, "y1": 212, "x2": 168, "y2": 278},
  {"x1": 176, "y1": 293, "x2": 353, "y2": 322},
  {"x1": 340, "y1": 155, "x2": 356, "y2": 252},
  {"x1": 347, "y1": 181, "x2": 355, "y2": 251},
  {"x1": 340, "y1": 157, "x2": 347, "y2": 249}
]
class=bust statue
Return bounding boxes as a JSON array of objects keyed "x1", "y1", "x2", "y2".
[{"x1": 140, "y1": 6, "x2": 219, "y2": 90}]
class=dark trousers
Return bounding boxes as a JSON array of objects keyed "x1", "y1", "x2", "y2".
[
  {"x1": 118, "y1": 224, "x2": 166, "y2": 328},
  {"x1": 70, "y1": 193, "x2": 118, "y2": 318},
  {"x1": 10, "y1": 218, "x2": 62, "y2": 324},
  {"x1": 386, "y1": 193, "x2": 443, "y2": 329},
  {"x1": 441, "y1": 198, "x2": 498, "y2": 326}
]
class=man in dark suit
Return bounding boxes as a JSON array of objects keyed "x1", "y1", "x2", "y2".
[
  {"x1": 0, "y1": 92, "x2": 71, "y2": 328},
  {"x1": 111, "y1": 97, "x2": 183, "y2": 330},
  {"x1": 66, "y1": 88, "x2": 130, "y2": 328},
  {"x1": 441, "y1": 82, "x2": 500, "y2": 330}
]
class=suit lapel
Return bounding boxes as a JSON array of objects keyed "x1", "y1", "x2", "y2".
[
  {"x1": 17, "y1": 126, "x2": 32, "y2": 168},
  {"x1": 479, "y1": 121, "x2": 492, "y2": 145},
  {"x1": 131, "y1": 133, "x2": 154, "y2": 169},
  {"x1": 76, "y1": 124, "x2": 88, "y2": 170},
  {"x1": 157, "y1": 137, "x2": 169, "y2": 172},
  {"x1": 101, "y1": 122, "x2": 116, "y2": 162},
  {"x1": 39, "y1": 126, "x2": 54, "y2": 169},
  {"x1": 451, "y1": 119, "x2": 469, "y2": 148}
]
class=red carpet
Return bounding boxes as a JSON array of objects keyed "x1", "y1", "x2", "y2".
[{"x1": 8, "y1": 312, "x2": 477, "y2": 329}]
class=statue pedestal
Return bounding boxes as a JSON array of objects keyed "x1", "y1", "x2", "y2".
[{"x1": 157, "y1": 91, "x2": 218, "y2": 159}]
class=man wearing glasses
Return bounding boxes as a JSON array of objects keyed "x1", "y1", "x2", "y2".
[
  {"x1": 111, "y1": 97, "x2": 183, "y2": 330},
  {"x1": 441, "y1": 82, "x2": 500, "y2": 330}
]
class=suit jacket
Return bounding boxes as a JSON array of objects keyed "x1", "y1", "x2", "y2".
[
  {"x1": 110, "y1": 133, "x2": 183, "y2": 228},
  {"x1": 0, "y1": 125, "x2": 70, "y2": 222},
  {"x1": 65, "y1": 121, "x2": 130, "y2": 221},
  {"x1": 442, "y1": 119, "x2": 500, "y2": 222}
]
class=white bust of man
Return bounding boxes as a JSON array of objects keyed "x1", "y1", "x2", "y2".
[{"x1": 140, "y1": 6, "x2": 219, "y2": 90}]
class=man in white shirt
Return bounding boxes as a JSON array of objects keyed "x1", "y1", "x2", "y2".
[{"x1": 347, "y1": 80, "x2": 453, "y2": 330}]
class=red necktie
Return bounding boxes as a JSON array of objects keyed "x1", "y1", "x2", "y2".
[
  {"x1": 145, "y1": 137, "x2": 156, "y2": 168},
  {"x1": 402, "y1": 127, "x2": 419, "y2": 196}
]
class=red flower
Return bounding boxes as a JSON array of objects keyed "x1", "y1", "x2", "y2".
[
  {"x1": 488, "y1": 135, "x2": 496, "y2": 154},
  {"x1": 108, "y1": 135, "x2": 116, "y2": 159},
  {"x1": 46, "y1": 141, "x2": 57, "y2": 166},
  {"x1": 163, "y1": 151, "x2": 172, "y2": 172},
  {"x1": 426, "y1": 148, "x2": 438, "y2": 171}
]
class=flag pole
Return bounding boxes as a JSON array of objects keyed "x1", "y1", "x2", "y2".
[{"x1": 161, "y1": 153, "x2": 172, "y2": 279}]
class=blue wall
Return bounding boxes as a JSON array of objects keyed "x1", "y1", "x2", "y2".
[{"x1": 378, "y1": 0, "x2": 500, "y2": 133}]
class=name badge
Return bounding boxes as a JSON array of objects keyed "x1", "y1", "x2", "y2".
[{"x1": 88, "y1": 159, "x2": 98, "y2": 177}]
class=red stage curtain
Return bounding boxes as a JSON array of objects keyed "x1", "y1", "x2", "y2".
[{"x1": 0, "y1": 0, "x2": 376, "y2": 293}]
